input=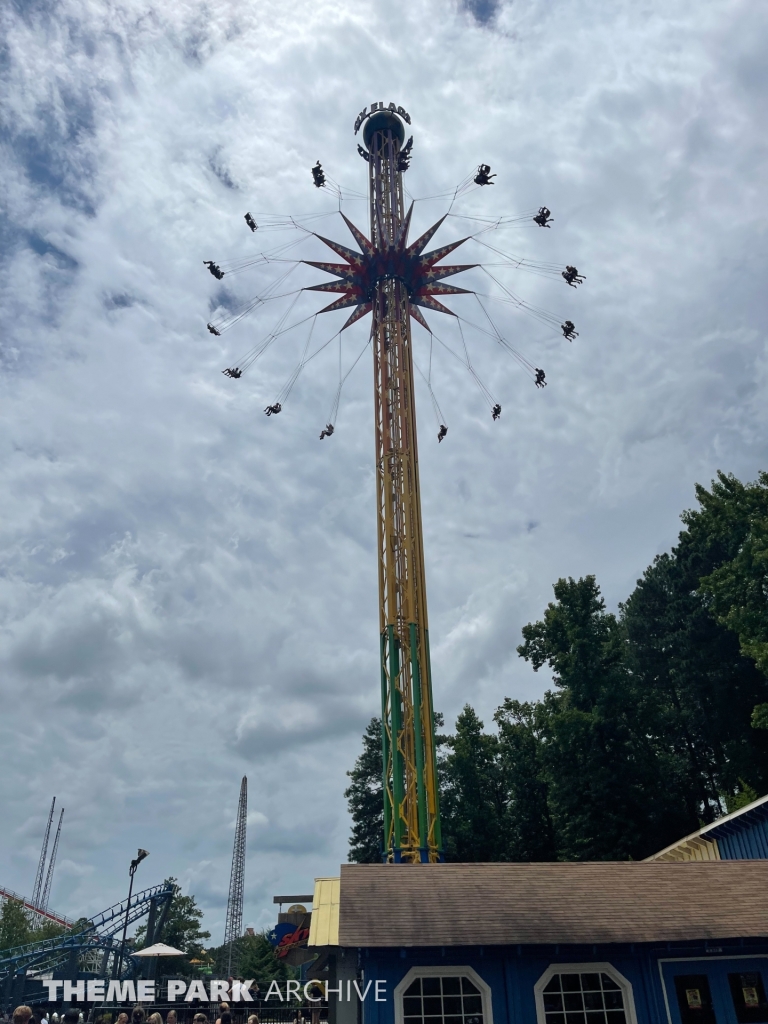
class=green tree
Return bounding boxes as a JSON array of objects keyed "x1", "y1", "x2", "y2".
[
  {"x1": 723, "y1": 782, "x2": 760, "y2": 814},
  {"x1": 518, "y1": 575, "x2": 679, "y2": 860},
  {"x1": 0, "y1": 899, "x2": 32, "y2": 951},
  {"x1": 493, "y1": 699, "x2": 557, "y2": 861},
  {"x1": 343, "y1": 473, "x2": 768, "y2": 865},
  {"x1": 35, "y1": 919, "x2": 66, "y2": 941},
  {"x1": 622, "y1": 472, "x2": 768, "y2": 817},
  {"x1": 344, "y1": 717, "x2": 384, "y2": 863},
  {"x1": 215, "y1": 930, "x2": 290, "y2": 989},
  {"x1": 440, "y1": 705, "x2": 510, "y2": 861},
  {"x1": 699, "y1": 472, "x2": 768, "y2": 678}
]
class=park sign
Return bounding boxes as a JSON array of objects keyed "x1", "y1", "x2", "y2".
[
  {"x1": 353, "y1": 101, "x2": 411, "y2": 134},
  {"x1": 268, "y1": 903, "x2": 313, "y2": 964},
  {"x1": 268, "y1": 919, "x2": 310, "y2": 958}
]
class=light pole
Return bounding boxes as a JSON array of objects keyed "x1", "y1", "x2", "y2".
[{"x1": 115, "y1": 849, "x2": 149, "y2": 982}]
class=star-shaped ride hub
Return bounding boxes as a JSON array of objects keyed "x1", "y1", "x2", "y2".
[{"x1": 303, "y1": 203, "x2": 476, "y2": 331}]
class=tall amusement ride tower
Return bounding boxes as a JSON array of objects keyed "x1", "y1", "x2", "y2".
[
  {"x1": 210, "y1": 102, "x2": 580, "y2": 863},
  {"x1": 304, "y1": 104, "x2": 478, "y2": 862},
  {"x1": 362, "y1": 107, "x2": 444, "y2": 865}
]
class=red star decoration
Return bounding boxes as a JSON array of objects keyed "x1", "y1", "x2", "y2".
[{"x1": 303, "y1": 207, "x2": 475, "y2": 331}]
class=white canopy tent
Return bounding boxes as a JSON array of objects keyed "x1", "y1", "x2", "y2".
[{"x1": 130, "y1": 943, "x2": 186, "y2": 957}]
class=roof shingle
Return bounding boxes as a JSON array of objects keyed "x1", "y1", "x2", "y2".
[{"x1": 337, "y1": 861, "x2": 768, "y2": 946}]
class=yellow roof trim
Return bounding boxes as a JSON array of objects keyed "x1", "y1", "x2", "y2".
[
  {"x1": 649, "y1": 834, "x2": 721, "y2": 862},
  {"x1": 308, "y1": 876, "x2": 340, "y2": 947}
]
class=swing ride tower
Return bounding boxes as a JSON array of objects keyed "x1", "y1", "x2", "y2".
[
  {"x1": 364, "y1": 107, "x2": 441, "y2": 864},
  {"x1": 209, "y1": 102, "x2": 584, "y2": 863},
  {"x1": 303, "y1": 103, "x2": 478, "y2": 863}
]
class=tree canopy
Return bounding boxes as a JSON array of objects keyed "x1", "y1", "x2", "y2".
[
  {"x1": 698, "y1": 471, "x2": 768, "y2": 678},
  {"x1": 0, "y1": 901, "x2": 67, "y2": 952},
  {"x1": 344, "y1": 717, "x2": 384, "y2": 863},
  {"x1": 208, "y1": 930, "x2": 291, "y2": 988},
  {"x1": 346, "y1": 471, "x2": 768, "y2": 863},
  {"x1": 0, "y1": 899, "x2": 33, "y2": 952}
]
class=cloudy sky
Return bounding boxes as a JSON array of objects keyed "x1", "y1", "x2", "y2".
[{"x1": 1, "y1": 0, "x2": 766, "y2": 941}]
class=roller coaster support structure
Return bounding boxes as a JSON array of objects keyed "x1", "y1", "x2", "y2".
[{"x1": 0, "y1": 881, "x2": 174, "y2": 1010}]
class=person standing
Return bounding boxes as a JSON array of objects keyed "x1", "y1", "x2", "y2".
[{"x1": 307, "y1": 981, "x2": 323, "y2": 1024}]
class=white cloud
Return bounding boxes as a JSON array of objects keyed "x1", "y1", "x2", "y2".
[{"x1": 1, "y1": 0, "x2": 766, "y2": 940}]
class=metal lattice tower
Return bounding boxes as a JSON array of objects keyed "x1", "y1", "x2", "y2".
[
  {"x1": 41, "y1": 807, "x2": 64, "y2": 913},
  {"x1": 32, "y1": 797, "x2": 55, "y2": 909},
  {"x1": 303, "y1": 105, "x2": 479, "y2": 862},
  {"x1": 223, "y1": 776, "x2": 247, "y2": 973},
  {"x1": 367, "y1": 114, "x2": 441, "y2": 863}
]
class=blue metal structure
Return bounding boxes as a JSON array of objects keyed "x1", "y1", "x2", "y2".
[
  {"x1": 0, "y1": 881, "x2": 174, "y2": 1009},
  {"x1": 708, "y1": 799, "x2": 768, "y2": 859},
  {"x1": 649, "y1": 792, "x2": 768, "y2": 861}
]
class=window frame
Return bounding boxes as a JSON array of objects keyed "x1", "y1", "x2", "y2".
[
  {"x1": 394, "y1": 965, "x2": 494, "y2": 1024},
  {"x1": 534, "y1": 962, "x2": 638, "y2": 1024}
]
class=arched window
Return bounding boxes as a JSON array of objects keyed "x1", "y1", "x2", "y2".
[
  {"x1": 395, "y1": 967, "x2": 493, "y2": 1024},
  {"x1": 534, "y1": 964, "x2": 637, "y2": 1024}
]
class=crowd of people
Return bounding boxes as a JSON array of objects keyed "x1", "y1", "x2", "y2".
[
  {"x1": 4, "y1": 985, "x2": 325, "y2": 1024},
  {"x1": 2, "y1": 1002, "x2": 264, "y2": 1024}
]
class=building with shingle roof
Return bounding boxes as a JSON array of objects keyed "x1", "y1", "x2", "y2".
[{"x1": 306, "y1": 857, "x2": 768, "y2": 1024}]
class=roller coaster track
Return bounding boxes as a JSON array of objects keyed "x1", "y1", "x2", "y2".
[
  {"x1": 0, "y1": 881, "x2": 174, "y2": 981},
  {"x1": 0, "y1": 886, "x2": 73, "y2": 929}
]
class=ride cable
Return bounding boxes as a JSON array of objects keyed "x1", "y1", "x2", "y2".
[
  {"x1": 458, "y1": 295, "x2": 539, "y2": 382},
  {"x1": 472, "y1": 236, "x2": 567, "y2": 279},
  {"x1": 326, "y1": 332, "x2": 372, "y2": 428},
  {"x1": 208, "y1": 263, "x2": 303, "y2": 334},
  {"x1": 478, "y1": 266, "x2": 569, "y2": 332},
  {"x1": 413, "y1": 356, "x2": 447, "y2": 431},
  {"x1": 274, "y1": 315, "x2": 319, "y2": 406},
  {"x1": 427, "y1": 324, "x2": 498, "y2": 410}
]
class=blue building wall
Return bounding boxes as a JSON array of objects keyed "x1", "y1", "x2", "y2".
[
  {"x1": 649, "y1": 795, "x2": 768, "y2": 861},
  {"x1": 358, "y1": 940, "x2": 768, "y2": 1024},
  {"x1": 711, "y1": 809, "x2": 768, "y2": 860}
]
